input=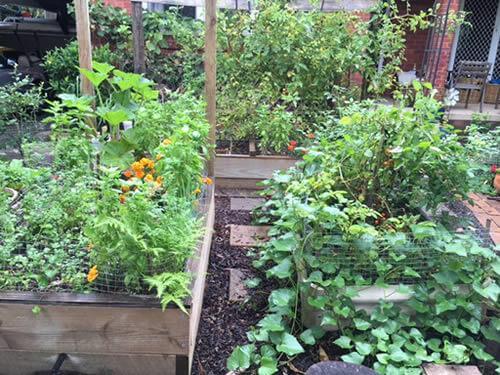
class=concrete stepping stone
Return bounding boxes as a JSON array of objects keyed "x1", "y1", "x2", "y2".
[
  {"x1": 228, "y1": 268, "x2": 248, "y2": 302},
  {"x1": 306, "y1": 361, "x2": 376, "y2": 374},
  {"x1": 229, "y1": 225, "x2": 270, "y2": 247},
  {"x1": 230, "y1": 197, "x2": 264, "y2": 211},
  {"x1": 422, "y1": 364, "x2": 481, "y2": 375}
]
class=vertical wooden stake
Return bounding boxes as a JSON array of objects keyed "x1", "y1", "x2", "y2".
[
  {"x1": 132, "y1": 1, "x2": 145, "y2": 74},
  {"x1": 74, "y1": 0, "x2": 94, "y2": 96},
  {"x1": 205, "y1": 0, "x2": 217, "y2": 177}
]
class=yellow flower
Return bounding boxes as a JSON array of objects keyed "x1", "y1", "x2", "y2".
[
  {"x1": 87, "y1": 265, "x2": 99, "y2": 283},
  {"x1": 131, "y1": 161, "x2": 143, "y2": 173},
  {"x1": 121, "y1": 185, "x2": 130, "y2": 193},
  {"x1": 162, "y1": 139, "x2": 172, "y2": 146},
  {"x1": 202, "y1": 177, "x2": 213, "y2": 185},
  {"x1": 140, "y1": 158, "x2": 155, "y2": 169},
  {"x1": 145, "y1": 174, "x2": 154, "y2": 183},
  {"x1": 119, "y1": 194, "x2": 127, "y2": 204},
  {"x1": 194, "y1": 187, "x2": 201, "y2": 194}
]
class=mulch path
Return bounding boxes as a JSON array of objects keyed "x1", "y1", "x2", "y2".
[{"x1": 192, "y1": 196, "x2": 274, "y2": 375}]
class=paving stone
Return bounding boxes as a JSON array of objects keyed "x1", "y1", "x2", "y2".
[
  {"x1": 306, "y1": 361, "x2": 376, "y2": 375},
  {"x1": 422, "y1": 364, "x2": 481, "y2": 375},
  {"x1": 228, "y1": 268, "x2": 248, "y2": 302},
  {"x1": 229, "y1": 225, "x2": 270, "y2": 247},
  {"x1": 230, "y1": 197, "x2": 265, "y2": 211}
]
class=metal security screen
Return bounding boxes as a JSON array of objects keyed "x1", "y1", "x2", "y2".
[
  {"x1": 453, "y1": 0, "x2": 499, "y2": 78},
  {"x1": 494, "y1": 38, "x2": 500, "y2": 79}
]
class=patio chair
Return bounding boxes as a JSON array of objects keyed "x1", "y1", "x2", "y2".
[{"x1": 450, "y1": 61, "x2": 491, "y2": 112}]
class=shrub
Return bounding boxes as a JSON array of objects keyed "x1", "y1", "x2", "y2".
[{"x1": 43, "y1": 41, "x2": 120, "y2": 94}]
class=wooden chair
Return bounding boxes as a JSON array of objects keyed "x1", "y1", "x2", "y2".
[{"x1": 450, "y1": 61, "x2": 491, "y2": 112}]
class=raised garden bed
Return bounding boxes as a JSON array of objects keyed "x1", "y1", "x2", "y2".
[
  {"x1": 0, "y1": 186, "x2": 215, "y2": 375},
  {"x1": 215, "y1": 139, "x2": 297, "y2": 188}
]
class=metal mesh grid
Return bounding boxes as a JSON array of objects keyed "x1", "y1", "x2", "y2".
[
  {"x1": 313, "y1": 236, "x2": 444, "y2": 285},
  {"x1": 0, "y1": 176, "x2": 211, "y2": 296},
  {"x1": 452, "y1": 0, "x2": 498, "y2": 77}
]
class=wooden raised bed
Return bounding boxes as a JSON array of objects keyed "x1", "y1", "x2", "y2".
[
  {"x1": 0, "y1": 186, "x2": 215, "y2": 375},
  {"x1": 215, "y1": 154, "x2": 297, "y2": 189}
]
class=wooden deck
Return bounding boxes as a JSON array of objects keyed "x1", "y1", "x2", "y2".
[{"x1": 448, "y1": 103, "x2": 500, "y2": 123}]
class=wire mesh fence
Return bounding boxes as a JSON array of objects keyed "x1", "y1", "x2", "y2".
[
  {"x1": 313, "y1": 235, "x2": 450, "y2": 285},
  {"x1": 0, "y1": 176, "x2": 211, "y2": 297}
]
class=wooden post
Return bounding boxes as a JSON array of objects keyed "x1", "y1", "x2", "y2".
[
  {"x1": 74, "y1": 0, "x2": 94, "y2": 96},
  {"x1": 205, "y1": 0, "x2": 217, "y2": 177},
  {"x1": 132, "y1": 1, "x2": 146, "y2": 74}
]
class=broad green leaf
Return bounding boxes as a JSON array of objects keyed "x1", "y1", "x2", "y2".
[
  {"x1": 79, "y1": 68, "x2": 107, "y2": 87},
  {"x1": 245, "y1": 277, "x2": 261, "y2": 288},
  {"x1": 266, "y1": 257, "x2": 293, "y2": 279},
  {"x1": 389, "y1": 348, "x2": 410, "y2": 363},
  {"x1": 376, "y1": 353, "x2": 389, "y2": 365},
  {"x1": 436, "y1": 300, "x2": 457, "y2": 315},
  {"x1": 258, "y1": 357, "x2": 278, "y2": 375},
  {"x1": 101, "y1": 140, "x2": 134, "y2": 169},
  {"x1": 334, "y1": 336, "x2": 353, "y2": 349},
  {"x1": 355, "y1": 341, "x2": 373, "y2": 356},
  {"x1": 341, "y1": 351, "x2": 365, "y2": 365},
  {"x1": 371, "y1": 327, "x2": 389, "y2": 340},
  {"x1": 269, "y1": 289, "x2": 295, "y2": 309},
  {"x1": 227, "y1": 344, "x2": 255, "y2": 371},
  {"x1": 354, "y1": 318, "x2": 371, "y2": 331},
  {"x1": 257, "y1": 314, "x2": 285, "y2": 332},
  {"x1": 473, "y1": 282, "x2": 500, "y2": 301},
  {"x1": 93, "y1": 61, "x2": 115, "y2": 75},
  {"x1": 444, "y1": 243, "x2": 466, "y2": 257},
  {"x1": 277, "y1": 333, "x2": 305, "y2": 356},
  {"x1": 443, "y1": 341, "x2": 469, "y2": 363},
  {"x1": 272, "y1": 235, "x2": 297, "y2": 252},
  {"x1": 460, "y1": 318, "x2": 480, "y2": 334},
  {"x1": 99, "y1": 108, "x2": 130, "y2": 127},
  {"x1": 300, "y1": 329, "x2": 316, "y2": 345}
]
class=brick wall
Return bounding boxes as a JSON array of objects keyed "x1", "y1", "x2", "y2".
[
  {"x1": 103, "y1": 0, "x2": 132, "y2": 13},
  {"x1": 399, "y1": 0, "x2": 435, "y2": 73},
  {"x1": 433, "y1": 0, "x2": 461, "y2": 96}
]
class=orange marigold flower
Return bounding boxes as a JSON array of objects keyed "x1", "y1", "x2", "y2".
[
  {"x1": 124, "y1": 170, "x2": 133, "y2": 179},
  {"x1": 119, "y1": 194, "x2": 127, "y2": 204},
  {"x1": 194, "y1": 187, "x2": 202, "y2": 194},
  {"x1": 162, "y1": 139, "x2": 172, "y2": 146},
  {"x1": 135, "y1": 170, "x2": 145, "y2": 179},
  {"x1": 121, "y1": 185, "x2": 130, "y2": 193},
  {"x1": 87, "y1": 265, "x2": 99, "y2": 283},
  {"x1": 140, "y1": 158, "x2": 155, "y2": 169},
  {"x1": 131, "y1": 161, "x2": 143, "y2": 173},
  {"x1": 202, "y1": 177, "x2": 213, "y2": 185}
]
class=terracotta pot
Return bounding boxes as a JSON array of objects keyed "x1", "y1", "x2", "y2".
[{"x1": 494, "y1": 174, "x2": 500, "y2": 195}]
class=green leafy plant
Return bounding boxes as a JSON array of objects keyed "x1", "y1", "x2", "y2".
[
  {"x1": 42, "y1": 41, "x2": 120, "y2": 95},
  {"x1": 228, "y1": 92, "x2": 499, "y2": 374}
]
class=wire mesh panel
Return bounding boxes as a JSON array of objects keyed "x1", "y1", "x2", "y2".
[
  {"x1": 452, "y1": 0, "x2": 499, "y2": 75},
  {"x1": 0, "y1": 172, "x2": 211, "y2": 297}
]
